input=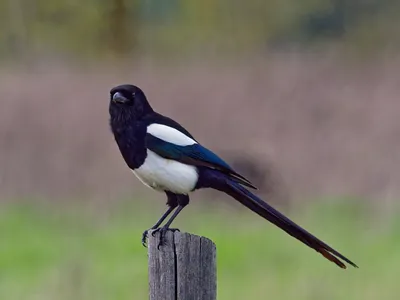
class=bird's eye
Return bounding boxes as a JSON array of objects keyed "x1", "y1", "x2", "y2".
[{"x1": 132, "y1": 92, "x2": 136, "y2": 98}]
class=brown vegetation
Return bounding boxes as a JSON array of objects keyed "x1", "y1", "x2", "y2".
[{"x1": 1, "y1": 54, "x2": 399, "y2": 203}]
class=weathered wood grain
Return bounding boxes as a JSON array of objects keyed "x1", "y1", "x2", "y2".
[{"x1": 148, "y1": 230, "x2": 216, "y2": 300}]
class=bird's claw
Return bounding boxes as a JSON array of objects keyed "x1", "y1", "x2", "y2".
[
  {"x1": 150, "y1": 227, "x2": 180, "y2": 250},
  {"x1": 141, "y1": 230, "x2": 150, "y2": 247}
]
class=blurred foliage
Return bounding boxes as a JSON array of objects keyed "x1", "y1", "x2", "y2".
[{"x1": 1, "y1": 0, "x2": 399, "y2": 61}]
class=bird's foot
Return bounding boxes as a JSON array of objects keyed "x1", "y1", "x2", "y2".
[
  {"x1": 151, "y1": 227, "x2": 180, "y2": 250},
  {"x1": 141, "y1": 229, "x2": 151, "y2": 247}
]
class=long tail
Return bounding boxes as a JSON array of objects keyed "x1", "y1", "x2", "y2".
[{"x1": 221, "y1": 179, "x2": 358, "y2": 269}]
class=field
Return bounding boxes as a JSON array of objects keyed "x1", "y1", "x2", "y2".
[
  {"x1": 2, "y1": 1, "x2": 400, "y2": 299},
  {"x1": 1, "y1": 198, "x2": 398, "y2": 300}
]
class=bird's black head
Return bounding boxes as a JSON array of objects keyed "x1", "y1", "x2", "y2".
[{"x1": 109, "y1": 84, "x2": 153, "y2": 122}]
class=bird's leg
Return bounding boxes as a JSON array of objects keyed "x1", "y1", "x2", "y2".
[
  {"x1": 142, "y1": 191, "x2": 179, "y2": 247},
  {"x1": 141, "y1": 205, "x2": 176, "y2": 247},
  {"x1": 152, "y1": 205, "x2": 185, "y2": 249},
  {"x1": 154, "y1": 194, "x2": 189, "y2": 249}
]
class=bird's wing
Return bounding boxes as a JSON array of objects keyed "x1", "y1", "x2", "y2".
[
  {"x1": 143, "y1": 112, "x2": 197, "y2": 140},
  {"x1": 145, "y1": 129, "x2": 256, "y2": 189}
]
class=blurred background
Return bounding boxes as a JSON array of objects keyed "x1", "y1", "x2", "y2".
[{"x1": 1, "y1": 0, "x2": 400, "y2": 299}]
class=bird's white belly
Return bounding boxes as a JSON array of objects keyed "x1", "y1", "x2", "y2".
[{"x1": 132, "y1": 150, "x2": 198, "y2": 194}]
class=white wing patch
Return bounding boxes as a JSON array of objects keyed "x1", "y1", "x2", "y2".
[
  {"x1": 132, "y1": 150, "x2": 198, "y2": 194},
  {"x1": 147, "y1": 124, "x2": 197, "y2": 146}
]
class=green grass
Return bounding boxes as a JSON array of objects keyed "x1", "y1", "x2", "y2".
[{"x1": 0, "y1": 199, "x2": 399, "y2": 300}]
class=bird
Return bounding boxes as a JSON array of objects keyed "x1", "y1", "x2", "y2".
[{"x1": 108, "y1": 84, "x2": 358, "y2": 269}]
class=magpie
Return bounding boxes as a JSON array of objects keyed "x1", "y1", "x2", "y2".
[{"x1": 109, "y1": 84, "x2": 358, "y2": 269}]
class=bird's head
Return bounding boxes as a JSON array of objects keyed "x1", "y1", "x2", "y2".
[{"x1": 109, "y1": 84, "x2": 153, "y2": 121}]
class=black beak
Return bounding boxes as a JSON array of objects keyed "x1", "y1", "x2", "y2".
[{"x1": 112, "y1": 92, "x2": 129, "y2": 104}]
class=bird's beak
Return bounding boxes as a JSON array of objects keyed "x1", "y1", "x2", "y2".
[{"x1": 112, "y1": 92, "x2": 129, "y2": 104}]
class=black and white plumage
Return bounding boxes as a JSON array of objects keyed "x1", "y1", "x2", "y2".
[{"x1": 109, "y1": 84, "x2": 358, "y2": 269}]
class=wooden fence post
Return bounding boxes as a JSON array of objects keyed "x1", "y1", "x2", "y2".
[{"x1": 148, "y1": 230, "x2": 217, "y2": 300}]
